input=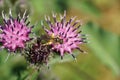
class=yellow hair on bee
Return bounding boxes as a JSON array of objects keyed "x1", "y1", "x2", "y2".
[
  {"x1": 43, "y1": 33, "x2": 55, "y2": 45},
  {"x1": 51, "y1": 33, "x2": 55, "y2": 38},
  {"x1": 43, "y1": 33, "x2": 63, "y2": 46}
]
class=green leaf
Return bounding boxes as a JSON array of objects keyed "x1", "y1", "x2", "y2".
[{"x1": 82, "y1": 22, "x2": 120, "y2": 75}]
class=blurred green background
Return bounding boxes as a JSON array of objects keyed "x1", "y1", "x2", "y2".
[{"x1": 0, "y1": 0, "x2": 120, "y2": 80}]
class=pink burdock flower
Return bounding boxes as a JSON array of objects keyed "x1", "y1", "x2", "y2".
[
  {"x1": 41, "y1": 11, "x2": 87, "y2": 59},
  {"x1": 0, "y1": 10, "x2": 34, "y2": 52}
]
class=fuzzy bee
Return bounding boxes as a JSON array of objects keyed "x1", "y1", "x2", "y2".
[{"x1": 42, "y1": 33, "x2": 63, "y2": 46}]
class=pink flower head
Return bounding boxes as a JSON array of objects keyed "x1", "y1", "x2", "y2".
[
  {"x1": 0, "y1": 10, "x2": 34, "y2": 52},
  {"x1": 42, "y1": 11, "x2": 87, "y2": 59}
]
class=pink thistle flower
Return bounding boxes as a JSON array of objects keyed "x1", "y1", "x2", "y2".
[
  {"x1": 41, "y1": 11, "x2": 87, "y2": 59},
  {"x1": 0, "y1": 10, "x2": 34, "y2": 52}
]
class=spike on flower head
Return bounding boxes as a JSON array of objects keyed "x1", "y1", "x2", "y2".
[
  {"x1": 42, "y1": 11, "x2": 87, "y2": 58},
  {"x1": 0, "y1": 9, "x2": 33, "y2": 52}
]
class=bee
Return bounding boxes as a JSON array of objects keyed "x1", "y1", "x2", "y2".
[{"x1": 41, "y1": 33, "x2": 63, "y2": 46}]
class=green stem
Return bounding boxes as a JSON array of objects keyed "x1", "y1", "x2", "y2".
[{"x1": 17, "y1": 72, "x2": 21, "y2": 80}]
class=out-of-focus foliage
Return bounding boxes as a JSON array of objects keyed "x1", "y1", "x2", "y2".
[
  {"x1": 83, "y1": 22, "x2": 120, "y2": 75},
  {"x1": 0, "y1": 0, "x2": 120, "y2": 80}
]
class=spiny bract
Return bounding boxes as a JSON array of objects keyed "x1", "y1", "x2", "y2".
[{"x1": 24, "y1": 37, "x2": 52, "y2": 66}]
